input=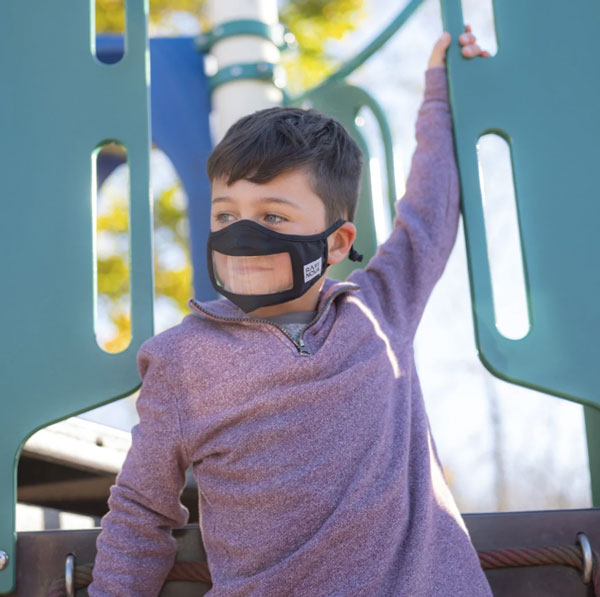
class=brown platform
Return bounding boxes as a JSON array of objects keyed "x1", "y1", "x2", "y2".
[{"x1": 6, "y1": 508, "x2": 599, "y2": 596}]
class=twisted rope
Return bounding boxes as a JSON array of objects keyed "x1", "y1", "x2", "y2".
[
  {"x1": 45, "y1": 560, "x2": 212, "y2": 596},
  {"x1": 45, "y1": 541, "x2": 600, "y2": 596},
  {"x1": 478, "y1": 544, "x2": 600, "y2": 594},
  {"x1": 46, "y1": 563, "x2": 94, "y2": 597},
  {"x1": 165, "y1": 560, "x2": 212, "y2": 583}
]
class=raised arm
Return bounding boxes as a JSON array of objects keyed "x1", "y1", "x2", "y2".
[
  {"x1": 348, "y1": 28, "x2": 489, "y2": 338},
  {"x1": 89, "y1": 346, "x2": 191, "y2": 596},
  {"x1": 348, "y1": 65, "x2": 459, "y2": 336}
]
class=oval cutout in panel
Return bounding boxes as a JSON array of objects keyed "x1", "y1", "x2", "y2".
[
  {"x1": 93, "y1": 142, "x2": 131, "y2": 353},
  {"x1": 460, "y1": 0, "x2": 498, "y2": 57},
  {"x1": 93, "y1": 0, "x2": 126, "y2": 64},
  {"x1": 477, "y1": 133, "x2": 530, "y2": 340}
]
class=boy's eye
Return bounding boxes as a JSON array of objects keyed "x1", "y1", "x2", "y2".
[
  {"x1": 214, "y1": 213, "x2": 234, "y2": 224},
  {"x1": 213, "y1": 212, "x2": 287, "y2": 226},
  {"x1": 264, "y1": 213, "x2": 287, "y2": 225}
]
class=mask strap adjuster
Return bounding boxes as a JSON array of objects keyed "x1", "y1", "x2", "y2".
[{"x1": 348, "y1": 245, "x2": 363, "y2": 262}]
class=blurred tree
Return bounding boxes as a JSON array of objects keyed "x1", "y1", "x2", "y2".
[
  {"x1": 95, "y1": 0, "x2": 365, "y2": 352},
  {"x1": 97, "y1": 172, "x2": 192, "y2": 353},
  {"x1": 280, "y1": 0, "x2": 365, "y2": 94},
  {"x1": 95, "y1": 0, "x2": 365, "y2": 91},
  {"x1": 95, "y1": 0, "x2": 207, "y2": 33}
]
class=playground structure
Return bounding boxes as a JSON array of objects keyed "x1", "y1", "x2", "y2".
[{"x1": 1, "y1": 0, "x2": 600, "y2": 594}]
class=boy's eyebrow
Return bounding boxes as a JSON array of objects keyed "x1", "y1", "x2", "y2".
[{"x1": 212, "y1": 196, "x2": 302, "y2": 210}]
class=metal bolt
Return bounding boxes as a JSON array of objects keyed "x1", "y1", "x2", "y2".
[
  {"x1": 65, "y1": 554, "x2": 75, "y2": 597},
  {"x1": 577, "y1": 533, "x2": 593, "y2": 584},
  {"x1": 230, "y1": 66, "x2": 243, "y2": 77},
  {"x1": 0, "y1": 550, "x2": 8, "y2": 570}
]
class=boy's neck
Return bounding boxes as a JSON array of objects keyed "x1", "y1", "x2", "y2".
[{"x1": 247, "y1": 278, "x2": 325, "y2": 319}]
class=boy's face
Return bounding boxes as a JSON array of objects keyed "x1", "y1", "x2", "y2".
[{"x1": 210, "y1": 168, "x2": 328, "y2": 297}]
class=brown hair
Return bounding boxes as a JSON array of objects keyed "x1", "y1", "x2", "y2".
[{"x1": 207, "y1": 107, "x2": 363, "y2": 224}]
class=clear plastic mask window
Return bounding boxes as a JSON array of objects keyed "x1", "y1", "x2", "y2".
[{"x1": 212, "y1": 251, "x2": 293, "y2": 295}]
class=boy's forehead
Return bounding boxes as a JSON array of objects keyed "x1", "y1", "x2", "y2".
[
  {"x1": 211, "y1": 169, "x2": 323, "y2": 205},
  {"x1": 211, "y1": 167, "x2": 312, "y2": 188},
  {"x1": 210, "y1": 171, "x2": 328, "y2": 230}
]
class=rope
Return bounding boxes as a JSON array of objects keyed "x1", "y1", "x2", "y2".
[
  {"x1": 478, "y1": 544, "x2": 600, "y2": 594},
  {"x1": 45, "y1": 560, "x2": 212, "y2": 597},
  {"x1": 45, "y1": 541, "x2": 600, "y2": 596},
  {"x1": 165, "y1": 560, "x2": 212, "y2": 583},
  {"x1": 46, "y1": 562, "x2": 93, "y2": 597}
]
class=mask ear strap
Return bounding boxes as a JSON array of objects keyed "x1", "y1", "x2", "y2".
[
  {"x1": 348, "y1": 245, "x2": 363, "y2": 262},
  {"x1": 324, "y1": 219, "x2": 346, "y2": 235}
]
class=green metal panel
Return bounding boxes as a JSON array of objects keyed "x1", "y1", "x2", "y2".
[
  {"x1": 289, "y1": 82, "x2": 397, "y2": 280},
  {"x1": 0, "y1": 1, "x2": 153, "y2": 593},
  {"x1": 439, "y1": 1, "x2": 600, "y2": 496}
]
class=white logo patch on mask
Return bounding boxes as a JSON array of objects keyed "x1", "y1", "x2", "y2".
[{"x1": 304, "y1": 257, "x2": 322, "y2": 282}]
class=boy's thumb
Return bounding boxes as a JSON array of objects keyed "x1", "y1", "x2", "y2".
[{"x1": 438, "y1": 32, "x2": 451, "y2": 48}]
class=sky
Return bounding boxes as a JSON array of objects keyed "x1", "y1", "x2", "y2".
[{"x1": 72, "y1": 0, "x2": 593, "y2": 513}]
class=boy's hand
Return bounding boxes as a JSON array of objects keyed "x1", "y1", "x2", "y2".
[{"x1": 427, "y1": 24, "x2": 491, "y2": 68}]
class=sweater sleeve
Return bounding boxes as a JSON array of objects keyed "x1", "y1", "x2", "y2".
[
  {"x1": 348, "y1": 66, "x2": 460, "y2": 337},
  {"x1": 88, "y1": 347, "x2": 191, "y2": 597}
]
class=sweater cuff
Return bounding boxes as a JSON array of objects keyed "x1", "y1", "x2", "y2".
[{"x1": 424, "y1": 66, "x2": 448, "y2": 103}]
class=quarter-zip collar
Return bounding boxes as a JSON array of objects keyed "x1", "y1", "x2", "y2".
[{"x1": 187, "y1": 278, "x2": 360, "y2": 355}]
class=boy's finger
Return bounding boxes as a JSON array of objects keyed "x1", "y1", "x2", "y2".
[
  {"x1": 438, "y1": 31, "x2": 451, "y2": 46},
  {"x1": 459, "y1": 33, "x2": 476, "y2": 45},
  {"x1": 462, "y1": 43, "x2": 482, "y2": 57},
  {"x1": 428, "y1": 32, "x2": 451, "y2": 67}
]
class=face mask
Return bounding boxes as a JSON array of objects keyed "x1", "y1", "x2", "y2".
[{"x1": 206, "y1": 219, "x2": 363, "y2": 313}]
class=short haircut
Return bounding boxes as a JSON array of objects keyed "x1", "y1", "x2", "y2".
[{"x1": 207, "y1": 107, "x2": 363, "y2": 225}]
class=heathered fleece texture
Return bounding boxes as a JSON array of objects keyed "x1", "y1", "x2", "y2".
[{"x1": 89, "y1": 66, "x2": 492, "y2": 596}]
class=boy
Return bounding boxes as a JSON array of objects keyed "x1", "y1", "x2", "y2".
[{"x1": 90, "y1": 27, "x2": 493, "y2": 596}]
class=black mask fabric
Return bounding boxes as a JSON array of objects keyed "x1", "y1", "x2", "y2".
[{"x1": 207, "y1": 219, "x2": 355, "y2": 313}]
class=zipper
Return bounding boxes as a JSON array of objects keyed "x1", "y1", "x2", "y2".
[
  {"x1": 295, "y1": 287, "x2": 358, "y2": 351},
  {"x1": 189, "y1": 285, "x2": 358, "y2": 357},
  {"x1": 296, "y1": 336, "x2": 310, "y2": 356},
  {"x1": 189, "y1": 299, "x2": 311, "y2": 355}
]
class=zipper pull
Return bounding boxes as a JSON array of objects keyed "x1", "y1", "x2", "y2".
[{"x1": 297, "y1": 337, "x2": 311, "y2": 356}]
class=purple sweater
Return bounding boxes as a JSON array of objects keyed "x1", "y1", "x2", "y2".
[{"x1": 89, "y1": 66, "x2": 492, "y2": 596}]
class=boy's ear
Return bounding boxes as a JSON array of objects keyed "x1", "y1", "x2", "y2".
[{"x1": 327, "y1": 222, "x2": 357, "y2": 266}]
